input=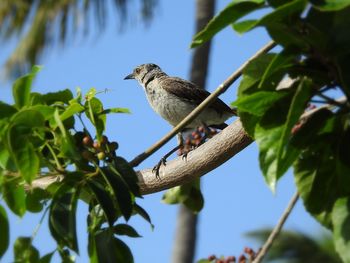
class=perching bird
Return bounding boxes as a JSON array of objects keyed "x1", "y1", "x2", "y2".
[
  {"x1": 124, "y1": 63, "x2": 235, "y2": 176},
  {"x1": 124, "y1": 63, "x2": 235, "y2": 129}
]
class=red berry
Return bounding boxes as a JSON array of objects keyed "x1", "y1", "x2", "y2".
[
  {"x1": 198, "y1": 126, "x2": 205, "y2": 133},
  {"x1": 238, "y1": 255, "x2": 246, "y2": 263},
  {"x1": 226, "y1": 256, "x2": 236, "y2": 262},
  {"x1": 82, "y1": 136, "x2": 93, "y2": 147},
  {"x1": 93, "y1": 141, "x2": 101, "y2": 150}
]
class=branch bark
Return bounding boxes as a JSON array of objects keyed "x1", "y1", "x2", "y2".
[{"x1": 28, "y1": 119, "x2": 252, "y2": 195}]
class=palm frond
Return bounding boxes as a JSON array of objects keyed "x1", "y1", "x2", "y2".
[{"x1": 0, "y1": 0, "x2": 157, "y2": 79}]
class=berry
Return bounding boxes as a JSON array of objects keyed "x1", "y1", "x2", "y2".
[
  {"x1": 93, "y1": 141, "x2": 101, "y2": 151},
  {"x1": 83, "y1": 136, "x2": 93, "y2": 147},
  {"x1": 226, "y1": 256, "x2": 236, "y2": 262},
  {"x1": 198, "y1": 126, "x2": 205, "y2": 133},
  {"x1": 97, "y1": 152, "x2": 106, "y2": 160}
]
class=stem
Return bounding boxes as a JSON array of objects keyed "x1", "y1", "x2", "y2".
[
  {"x1": 252, "y1": 192, "x2": 299, "y2": 263},
  {"x1": 31, "y1": 205, "x2": 50, "y2": 240},
  {"x1": 129, "y1": 41, "x2": 276, "y2": 167}
]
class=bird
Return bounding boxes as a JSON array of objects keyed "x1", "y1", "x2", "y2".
[{"x1": 124, "y1": 63, "x2": 235, "y2": 176}]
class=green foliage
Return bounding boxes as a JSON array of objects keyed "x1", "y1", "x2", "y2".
[
  {"x1": 0, "y1": 204, "x2": 9, "y2": 259},
  {"x1": 162, "y1": 178, "x2": 204, "y2": 213},
  {"x1": 193, "y1": 0, "x2": 350, "y2": 261},
  {"x1": 0, "y1": 67, "x2": 149, "y2": 262}
]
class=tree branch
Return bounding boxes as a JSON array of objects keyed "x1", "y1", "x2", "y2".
[
  {"x1": 252, "y1": 192, "x2": 299, "y2": 263},
  {"x1": 129, "y1": 41, "x2": 276, "y2": 167},
  {"x1": 27, "y1": 119, "x2": 253, "y2": 195}
]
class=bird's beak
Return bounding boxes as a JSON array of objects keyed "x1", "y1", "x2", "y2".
[{"x1": 124, "y1": 73, "x2": 135, "y2": 80}]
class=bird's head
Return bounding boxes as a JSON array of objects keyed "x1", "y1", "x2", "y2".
[{"x1": 124, "y1": 63, "x2": 162, "y2": 85}]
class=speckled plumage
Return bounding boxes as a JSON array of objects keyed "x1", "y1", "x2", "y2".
[{"x1": 124, "y1": 63, "x2": 235, "y2": 129}]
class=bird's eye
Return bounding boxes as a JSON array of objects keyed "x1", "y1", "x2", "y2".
[{"x1": 135, "y1": 68, "x2": 140, "y2": 74}]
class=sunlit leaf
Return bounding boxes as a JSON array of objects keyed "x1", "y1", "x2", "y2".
[
  {"x1": 12, "y1": 66, "x2": 42, "y2": 109},
  {"x1": 13, "y1": 237, "x2": 40, "y2": 262}
]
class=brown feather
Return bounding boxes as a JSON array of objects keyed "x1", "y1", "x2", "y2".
[{"x1": 159, "y1": 77, "x2": 235, "y2": 116}]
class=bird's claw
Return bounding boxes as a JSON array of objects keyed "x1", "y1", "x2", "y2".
[{"x1": 152, "y1": 157, "x2": 167, "y2": 179}]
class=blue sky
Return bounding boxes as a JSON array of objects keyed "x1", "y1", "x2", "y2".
[{"x1": 0, "y1": 1, "x2": 326, "y2": 262}]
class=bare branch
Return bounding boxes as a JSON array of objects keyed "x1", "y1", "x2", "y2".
[
  {"x1": 252, "y1": 192, "x2": 299, "y2": 263},
  {"x1": 129, "y1": 41, "x2": 276, "y2": 167}
]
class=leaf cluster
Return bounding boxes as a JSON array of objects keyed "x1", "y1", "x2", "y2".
[
  {"x1": 192, "y1": 1, "x2": 350, "y2": 262},
  {"x1": 0, "y1": 66, "x2": 149, "y2": 262}
]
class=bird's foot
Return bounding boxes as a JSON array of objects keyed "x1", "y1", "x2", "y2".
[{"x1": 152, "y1": 157, "x2": 167, "y2": 179}]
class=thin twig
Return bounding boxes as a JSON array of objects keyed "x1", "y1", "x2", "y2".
[
  {"x1": 129, "y1": 41, "x2": 276, "y2": 167},
  {"x1": 252, "y1": 192, "x2": 299, "y2": 263}
]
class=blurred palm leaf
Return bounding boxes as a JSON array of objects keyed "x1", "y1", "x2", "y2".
[
  {"x1": 0, "y1": 0, "x2": 157, "y2": 79},
  {"x1": 246, "y1": 229, "x2": 342, "y2": 263}
]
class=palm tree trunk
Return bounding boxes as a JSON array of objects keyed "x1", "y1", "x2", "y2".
[{"x1": 171, "y1": 1, "x2": 215, "y2": 262}]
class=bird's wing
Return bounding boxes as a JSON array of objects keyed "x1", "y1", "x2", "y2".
[{"x1": 161, "y1": 77, "x2": 235, "y2": 115}]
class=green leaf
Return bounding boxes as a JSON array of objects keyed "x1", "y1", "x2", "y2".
[
  {"x1": 113, "y1": 157, "x2": 140, "y2": 197},
  {"x1": 41, "y1": 89, "x2": 73, "y2": 105},
  {"x1": 256, "y1": 125, "x2": 284, "y2": 190},
  {"x1": 87, "y1": 180, "x2": 118, "y2": 226},
  {"x1": 49, "y1": 184, "x2": 80, "y2": 253},
  {"x1": 11, "y1": 109, "x2": 45, "y2": 128},
  {"x1": 162, "y1": 179, "x2": 204, "y2": 213},
  {"x1": 0, "y1": 204, "x2": 9, "y2": 259},
  {"x1": 60, "y1": 102, "x2": 85, "y2": 122},
  {"x1": 29, "y1": 105, "x2": 55, "y2": 120},
  {"x1": 12, "y1": 66, "x2": 42, "y2": 109},
  {"x1": 54, "y1": 110, "x2": 80, "y2": 160},
  {"x1": 14, "y1": 237, "x2": 40, "y2": 262},
  {"x1": 232, "y1": 19, "x2": 258, "y2": 34},
  {"x1": 134, "y1": 204, "x2": 153, "y2": 229},
  {"x1": 101, "y1": 168, "x2": 133, "y2": 221},
  {"x1": 85, "y1": 98, "x2": 106, "y2": 140},
  {"x1": 294, "y1": 146, "x2": 339, "y2": 227},
  {"x1": 39, "y1": 251, "x2": 55, "y2": 263},
  {"x1": 258, "y1": 49, "x2": 296, "y2": 89},
  {"x1": 26, "y1": 188, "x2": 50, "y2": 213},
  {"x1": 233, "y1": 91, "x2": 289, "y2": 116},
  {"x1": 100, "y1": 108, "x2": 131, "y2": 114},
  {"x1": 332, "y1": 197, "x2": 350, "y2": 263},
  {"x1": 258, "y1": 0, "x2": 307, "y2": 26},
  {"x1": 311, "y1": 0, "x2": 350, "y2": 11},
  {"x1": 89, "y1": 230, "x2": 134, "y2": 263},
  {"x1": 191, "y1": 0, "x2": 265, "y2": 48},
  {"x1": 0, "y1": 102, "x2": 17, "y2": 119},
  {"x1": 276, "y1": 78, "x2": 313, "y2": 177},
  {"x1": 237, "y1": 53, "x2": 277, "y2": 96},
  {"x1": 2, "y1": 179, "x2": 26, "y2": 217},
  {"x1": 114, "y1": 224, "x2": 142, "y2": 238}
]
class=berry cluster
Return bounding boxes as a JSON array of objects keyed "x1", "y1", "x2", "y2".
[
  {"x1": 206, "y1": 246, "x2": 260, "y2": 263},
  {"x1": 177, "y1": 126, "x2": 218, "y2": 156},
  {"x1": 75, "y1": 132, "x2": 118, "y2": 162}
]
